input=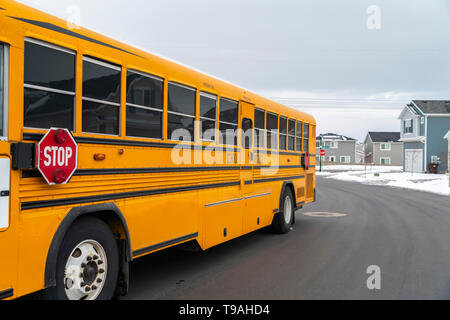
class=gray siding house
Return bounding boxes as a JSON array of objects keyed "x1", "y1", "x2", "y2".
[
  {"x1": 364, "y1": 132, "x2": 403, "y2": 166},
  {"x1": 398, "y1": 101, "x2": 450, "y2": 173},
  {"x1": 316, "y1": 133, "x2": 362, "y2": 164}
]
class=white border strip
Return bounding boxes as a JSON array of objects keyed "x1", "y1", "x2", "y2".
[
  {"x1": 25, "y1": 37, "x2": 76, "y2": 55},
  {"x1": 83, "y1": 56, "x2": 121, "y2": 71},
  {"x1": 205, "y1": 197, "x2": 243, "y2": 208}
]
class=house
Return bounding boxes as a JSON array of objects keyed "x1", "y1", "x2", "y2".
[
  {"x1": 444, "y1": 130, "x2": 450, "y2": 174},
  {"x1": 316, "y1": 133, "x2": 363, "y2": 164},
  {"x1": 364, "y1": 132, "x2": 403, "y2": 166},
  {"x1": 398, "y1": 101, "x2": 450, "y2": 173}
]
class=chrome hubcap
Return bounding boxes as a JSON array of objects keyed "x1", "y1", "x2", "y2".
[
  {"x1": 284, "y1": 195, "x2": 293, "y2": 225},
  {"x1": 64, "y1": 240, "x2": 107, "y2": 300}
]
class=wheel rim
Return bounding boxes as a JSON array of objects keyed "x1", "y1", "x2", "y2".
[
  {"x1": 284, "y1": 195, "x2": 293, "y2": 225},
  {"x1": 64, "y1": 240, "x2": 108, "y2": 300}
]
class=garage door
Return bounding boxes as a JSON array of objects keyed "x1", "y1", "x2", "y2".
[{"x1": 405, "y1": 149, "x2": 423, "y2": 173}]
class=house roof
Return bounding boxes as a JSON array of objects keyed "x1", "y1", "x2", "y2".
[
  {"x1": 412, "y1": 100, "x2": 450, "y2": 115},
  {"x1": 317, "y1": 133, "x2": 356, "y2": 141},
  {"x1": 367, "y1": 132, "x2": 401, "y2": 143}
]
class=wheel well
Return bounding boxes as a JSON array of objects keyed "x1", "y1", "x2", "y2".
[{"x1": 44, "y1": 203, "x2": 132, "y2": 289}]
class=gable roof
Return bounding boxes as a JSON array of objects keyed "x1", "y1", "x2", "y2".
[
  {"x1": 317, "y1": 133, "x2": 356, "y2": 141},
  {"x1": 412, "y1": 100, "x2": 450, "y2": 115},
  {"x1": 367, "y1": 132, "x2": 401, "y2": 143}
]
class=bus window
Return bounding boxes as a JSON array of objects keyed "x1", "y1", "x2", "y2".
[
  {"x1": 242, "y1": 118, "x2": 253, "y2": 149},
  {"x1": 167, "y1": 82, "x2": 196, "y2": 141},
  {"x1": 266, "y1": 112, "x2": 278, "y2": 149},
  {"x1": 254, "y1": 108, "x2": 265, "y2": 148},
  {"x1": 200, "y1": 92, "x2": 217, "y2": 142},
  {"x1": 288, "y1": 119, "x2": 295, "y2": 151},
  {"x1": 219, "y1": 98, "x2": 238, "y2": 146},
  {"x1": 304, "y1": 123, "x2": 310, "y2": 153},
  {"x1": 24, "y1": 39, "x2": 76, "y2": 130},
  {"x1": 82, "y1": 57, "x2": 121, "y2": 135},
  {"x1": 126, "y1": 70, "x2": 164, "y2": 139},
  {"x1": 296, "y1": 121, "x2": 303, "y2": 151},
  {"x1": 279, "y1": 116, "x2": 287, "y2": 150},
  {"x1": 0, "y1": 44, "x2": 3, "y2": 137}
]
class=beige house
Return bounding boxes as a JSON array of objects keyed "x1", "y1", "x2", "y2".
[{"x1": 364, "y1": 132, "x2": 403, "y2": 166}]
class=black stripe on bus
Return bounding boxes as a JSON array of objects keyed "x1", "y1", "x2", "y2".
[
  {"x1": 21, "y1": 174, "x2": 306, "y2": 210},
  {"x1": 21, "y1": 181, "x2": 241, "y2": 210},
  {"x1": 9, "y1": 17, "x2": 142, "y2": 57},
  {"x1": 0, "y1": 288, "x2": 13, "y2": 300},
  {"x1": 22, "y1": 133, "x2": 241, "y2": 152},
  {"x1": 253, "y1": 175, "x2": 304, "y2": 184},
  {"x1": 133, "y1": 232, "x2": 198, "y2": 257},
  {"x1": 0, "y1": 8, "x2": 6, "y2": 11},
  {"x1": 21, "y1": 164, "x2": 311, "y2": 179}
]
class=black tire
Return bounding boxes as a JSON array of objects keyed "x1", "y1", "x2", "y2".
[
  {"x1": 43, "y1": 217, "x2": 119, "y2": 300},
  {"x1": 272, "y1": 188, "x2": 295, "y2": 234}
]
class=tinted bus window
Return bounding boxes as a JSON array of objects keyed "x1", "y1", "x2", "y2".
[
  {"x1": 126, "y1": 70, "x2": 164, "y2": 139},
  {"x1": 168, "y1": 83, "x2": 196, "y2": 141},
  {"x1": 23, "y1": 40, "x2": 75, "y2": 130}
]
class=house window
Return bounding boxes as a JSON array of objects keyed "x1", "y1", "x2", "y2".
[
  {"x1": 404, "y1": 119, "x2": 413, "y2": 134},
  {"x1": 340, "y1": 156, "x2": 351, "y2": 163},
  {"x1": 380, "y1": 143, "x2": 391, "y2": 151},
  {"x1": 328, "y1": 156, "x2": 336, "y2": 162},
  {"x1": 330, "y1": 141, "x2": 338, "y2": 149},
  {"x1": 219, "y1": 98, "x2": 238, "y2": 146},
  {"x1": 24, "y1": 39, "x2": 76, "y2": 131},
  {"x1": 380, "y1": 157, "x2": 391, "y2": 165},
  {"x1": 254, "y1": 108, "x2": 265, "y2": 148},
  {"x1": 126, "y1": 70, "x2": 164, "y2": 139},
  {"x1": 200, "y1": 92, "x2": 217, "y2": 141},
  {"x1": 82, "y1": 56, "x2": 121, "y2": 135},
  {"x1": 167, "y1": 82, "x2": 196, "y2": 141}
]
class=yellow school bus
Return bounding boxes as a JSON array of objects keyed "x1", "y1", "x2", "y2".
[{"x1": 0, "y1": 0, "x2": 316, "y2": 300}]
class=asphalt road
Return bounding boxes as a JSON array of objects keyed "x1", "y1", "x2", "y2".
[{"x1": 122, "y1": 177, "x2": 450, "y2": 300}]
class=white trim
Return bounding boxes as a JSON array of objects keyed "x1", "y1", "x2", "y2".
[
  {"x1": 219, "y1": 120, "x2": 238, "y2": 127},
  {"x1": 168, "y1": 81, "x2": 196, "y2": 92},
  {"x1": 444, "y1": 130, "x2": 450, "y2": 140},
  {"x1": 205, "y1": 197, "x2": 243, "y2": 208},
  {"x1": 399, "y1": 136, "x2": 426, "y2": 143},
  {"x1": 83, "y1": 56, "x2": 121, "y2": 71},
  {"x1": 167, "y1": 110, "x2": 196, "y2": 118},
  {"x1": 425, "y1": 114, "x2": 450, "y2": 117},
  {"x1": 25, "y1": 37, "x2": 76, "y2": 55},
  {"x1": 24, "y1": 83, "x2": 76, "y2": 96},
  {"x1": 126, "y1": 102, "x2": 163, "y2": 112},
  {"x1": 244, "y1": 192, "x2": 271, "y2": 200},
  {"x1": 220, "y1": 97, "x2": 239, "y2": 105},
  {"x1": 82, "y1": 97, "x2": 120, "y2": 107},
  {"x1": 200, "y1": 91, "x2": 217, "y2": 100},
  {"x1": 127, "y1": 69, "x2": 163, "y2": 82},
  {"x1": 1, "y1": 44, "x2": 9, "y2": 141}
]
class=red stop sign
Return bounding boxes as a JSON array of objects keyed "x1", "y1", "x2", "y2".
[
  {"x1": 35, "y1": 128, "x2": 78, "y2": 185},
  {"x1": 320, "y1": 149, "x2": 326, "y2": 156}
]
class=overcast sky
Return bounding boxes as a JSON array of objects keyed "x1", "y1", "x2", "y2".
[{"x1": 18, "y1": 0, "x2": 450, "y2": 141}]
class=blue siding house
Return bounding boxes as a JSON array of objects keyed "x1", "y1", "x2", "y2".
[{"x1": 398, "y1": 101, "x2": 450, "y2": 173}]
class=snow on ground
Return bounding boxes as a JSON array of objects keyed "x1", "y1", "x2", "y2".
[{"x1": 316, "y1": 165, "x2": 450, "y2": 196}]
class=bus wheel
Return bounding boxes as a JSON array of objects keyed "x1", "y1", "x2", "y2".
[
  {"x1": 44, "y1": 217, "x2": 119, "y2": 300},
  {"x1": 272, "y1": 189, "x2": 295, "y2": 234}
]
